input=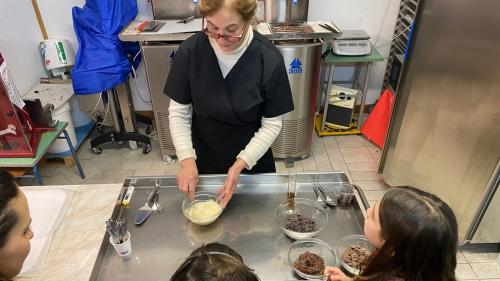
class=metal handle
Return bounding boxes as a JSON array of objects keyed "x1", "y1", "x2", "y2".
[
  {"x1": 315, "y1": 183, "x2": 336, "y2": 206},
  {"x1": 147, "y1": 180, "x2": 161, "y2": 204},
  {"x1": 352, "y1": 184, "x2": 370, "y2": 211},
  {"x1": 312, "y1": 183, "x2": 326, "y2": 207}
]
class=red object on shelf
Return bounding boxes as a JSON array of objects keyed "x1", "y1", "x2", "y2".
[
  {"x1": 135, "y1": 20, "x2": 150, "y2": 32},
  {"x1": 0, "y1": 53, "x2": 51, "y2": 158},
  {"x1": 361, "y1": 89, "x2": 395, "y2": 149}
]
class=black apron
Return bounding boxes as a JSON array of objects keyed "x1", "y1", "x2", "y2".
[{"x1": 192, "y1": 113, "x2": 275, "y2": 174}]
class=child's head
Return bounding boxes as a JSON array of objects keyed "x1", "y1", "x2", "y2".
[
  {"x1": 170, "y1": 242, "x2": 260, "y2": 281},
  {"x1": 0, "y1": 169, "x2": 33, "y2": 280},
  {"x1": 361, "y1": 186, "x2": 458, "y2": 281}
]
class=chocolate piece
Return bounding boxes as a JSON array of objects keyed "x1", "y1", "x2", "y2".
[
  {"x1": 271, "y1": 24, "x2": 314, "y2": 34},
  {"x1": 341, "y1": 245, "x2": 370, "y2": 270},
  {"x1": 285, "y1": 214, "x2": 317, "y2": 233},
  {"x1": 293, "y1": 251, "x2": 325, "y2": 275}
]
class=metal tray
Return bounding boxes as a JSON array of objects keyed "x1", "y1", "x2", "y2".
[{"x1": 89, "y1": 172, "x2": 369, "y2": 280}]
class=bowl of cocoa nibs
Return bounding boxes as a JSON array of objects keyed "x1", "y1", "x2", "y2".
[
  {"x1": 336, "y1": 234, "x2": 374, "y2": 275},
  {"x1": 274, "y1": 198, "x2": 328, "y2": 240}
]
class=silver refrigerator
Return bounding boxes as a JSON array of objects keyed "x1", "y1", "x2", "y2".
[{"x1": 380, "y1": 0, "x2": 500, "y2": 243}]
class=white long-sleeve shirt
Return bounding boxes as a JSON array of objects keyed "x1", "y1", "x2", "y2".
[{"x1": 168, "y1": 27, "x2": 283, "y2": 170}]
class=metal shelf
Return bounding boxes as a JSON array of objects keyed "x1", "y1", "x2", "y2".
[{"x1": 383, "y1": 0, "x2": 422, "y2": 91}]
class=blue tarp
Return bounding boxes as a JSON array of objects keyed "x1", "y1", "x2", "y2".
[{"x1": 71, "y1": 0, "x2": 139, "y2": 95}]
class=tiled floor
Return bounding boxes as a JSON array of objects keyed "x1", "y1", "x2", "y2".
[{"x1": 20, "y1": 129, "x2": 500, "y2": 279}]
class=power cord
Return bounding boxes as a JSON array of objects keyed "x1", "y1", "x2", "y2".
[
  {"x1": 375, "y1": 23, "x2": 413, "y2": 49},
  {"x1": 130, "y1": 50, "x2": 152, "y2": 104},
  {"x1": 373, "y1": 0, "x2": 397, "y2": 47}
]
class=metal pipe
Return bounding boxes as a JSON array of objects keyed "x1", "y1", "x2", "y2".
[
  {"x1": 107, "y1": 89, "x2": 121, "y2": 133},
  {"x1": 286, "y1": 0, "x2": 292, "y2": 23}
]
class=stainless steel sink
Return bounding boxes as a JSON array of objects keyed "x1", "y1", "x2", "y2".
[{"x1": 89, "y1": 172, "x2": 368, "y2": 280}]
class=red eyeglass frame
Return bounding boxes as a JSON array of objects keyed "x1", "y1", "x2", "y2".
[{"x1": 201, "y1": 17, "x2": 246, "y2": 42}]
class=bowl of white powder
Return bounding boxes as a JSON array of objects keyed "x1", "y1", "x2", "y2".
[{"x1": 182, "y1": 192, "x2": 224, "y2": 226}]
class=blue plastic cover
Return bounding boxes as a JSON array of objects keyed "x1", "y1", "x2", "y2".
[{"x1": 71, "y1": 0, "x2": 139, "y2": 95}]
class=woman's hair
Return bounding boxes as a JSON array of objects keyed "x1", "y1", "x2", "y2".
[
  {"x1": 0, "y1": 169, "x2": 19, "y2": 281},
  {"x1": 170, "y1": 242, "x2": 260, "y2": 281},
  {"x1": 199, "y1": 0, "x2": 257, "y2": 23},
  {"x1": 0, "y1": 169, "x2": 19, "y2": 249},
  {"x1": 357, "y1": 186, "x2": 458, "y2": 281}
]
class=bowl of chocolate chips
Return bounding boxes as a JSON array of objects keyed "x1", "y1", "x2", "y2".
[
  {"x1": 288, "y1": 238, "x2": 337, "y2": 280},
  {"x1": 336, "y1": 234, "x2": 374, "y2": 275},
  {"x1": 274, "y1": 198, "x2": 328, "y2": 240}
]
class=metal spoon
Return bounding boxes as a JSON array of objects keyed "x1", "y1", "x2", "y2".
[
  {"x1": 316, "y1": 183, "x2": 337, "y2": 207},
  {"x1": 312, "y1": 183, "x2": 326, "y2": 208}
]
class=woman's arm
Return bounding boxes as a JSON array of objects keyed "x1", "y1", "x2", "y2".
[
  {"x1": 168, "y1": 100, "x2": 196, "y2": 161},
  {"x1": 237, "y1": 115, "x2": 283, "y2": 169},
  {"x1": 169, "y1": 100, "x2": 198, "y2": 199},
  {"x1": 217, "y1": 115, "x2": 282, "y2": 207}
]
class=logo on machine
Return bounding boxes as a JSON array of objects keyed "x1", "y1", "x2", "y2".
[
  {"x1": 169, "y1": 50, "x2": 177, "y2": 64},
  {"x1": 289, "y1": 58, "x2": 302, "y2": 74}
]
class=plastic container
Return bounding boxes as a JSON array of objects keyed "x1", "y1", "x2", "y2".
[
  {"x1": 69, "y1": 96, "x2": 92, "y2": 127},
  {"x1": 109, "y1": 231, "x2": 132, "y2": 257}
]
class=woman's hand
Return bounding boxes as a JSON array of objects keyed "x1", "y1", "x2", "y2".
[
  {"x1": 217, "y1": 159, "x2": 246, "y2": 208},
  {"x1": 177, "y1": 158, "x2": 199, "y2": 200},
  {"x1": 324, "y1": 267, "x2": 353, "y2": 281}
]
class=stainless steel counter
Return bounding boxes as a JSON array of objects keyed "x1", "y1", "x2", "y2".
[
  {"x1": 90, "y1": 173, "x2": 368, "y2": 280},
  {"x1": 119, "y1": 20, "x2": 195, "y2": 42},
  {"x1": 118, "y1": 20, "x2": 340, "y2": 42}
]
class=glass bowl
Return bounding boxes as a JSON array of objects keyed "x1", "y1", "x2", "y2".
[
  {"x1": 335, "y1": 234, "x2": 374, "y2": 275},
  {"x1": 288, "y1": 238, "x2": 337, "y2": 280},
  {"x1": 182, "y1": 192, "x2": 223, "y2": 226},
  {"x1": 275, "y1": 198, "x2": 328, "y2": 240}
]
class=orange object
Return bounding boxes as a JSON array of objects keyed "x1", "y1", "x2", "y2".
[
  {"x1": 135, "y1": 20, "x2": 150, "y2": 32},
  {"x1": 360, "y1": 89, "x2": 395, "y2": 148}
]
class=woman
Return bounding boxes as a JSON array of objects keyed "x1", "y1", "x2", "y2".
[
  {"x1": 165, "y1": 0, "x2": 294, "y2": 207},
  {"x1": 0, "y1": 169, "x2": 34, "y2": 281}
]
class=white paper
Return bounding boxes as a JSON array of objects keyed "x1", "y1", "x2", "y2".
[
  {"x1": 19, "y1": 189, "x2": 74, "y2": 276},
  {"x1": 0, "y1": 61, "x2": 25, "y2": 109}
]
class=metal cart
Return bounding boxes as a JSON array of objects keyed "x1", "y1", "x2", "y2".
[{"x1": 316, "y1": 44, "x2": 384, "y2": 136}]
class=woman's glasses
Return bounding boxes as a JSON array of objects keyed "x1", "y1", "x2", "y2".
[{"x1": 201, "y1": 17, "x2": 246, "y2": 42}]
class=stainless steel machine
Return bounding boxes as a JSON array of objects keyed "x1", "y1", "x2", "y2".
[
  {"x1": 380, "y1": 0, "x2": 500, "y2": 243},
  {"x1": 151, "y1": 0, "x2": 200, "y2": 19},
  {"x1": 256, "y1": 21, "x2": 339, "y2": 161},
  {"x1": 272, "y1": 41, "x2": 322, "y2": 159},
  {"x1": 265, "y1": 0, "x2": 309, "y2": 23},
  {"x1": 141, "y1": 43, "x2": 179, "y2": 159},
  {"x1": 140, "y1": 1, "x2": 200, "y2": 160}
]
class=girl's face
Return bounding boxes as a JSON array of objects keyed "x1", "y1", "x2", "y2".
[
  {"x1": 205, "y1": 6, "x2": 247, "y2": 52},
  {"x1": 364, "y1": 200, "x2": 385, "y2": 249},
  {"x1": 0, "y1": 191, "x2": 33, "y2": 278}
]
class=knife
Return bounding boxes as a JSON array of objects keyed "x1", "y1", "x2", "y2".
[
  {"x1": 177, "y1": 16, "x2": 195, "y2": 24},
  {"x1": 319, "y1": 22, "x2": 341, "y2": 33}
]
